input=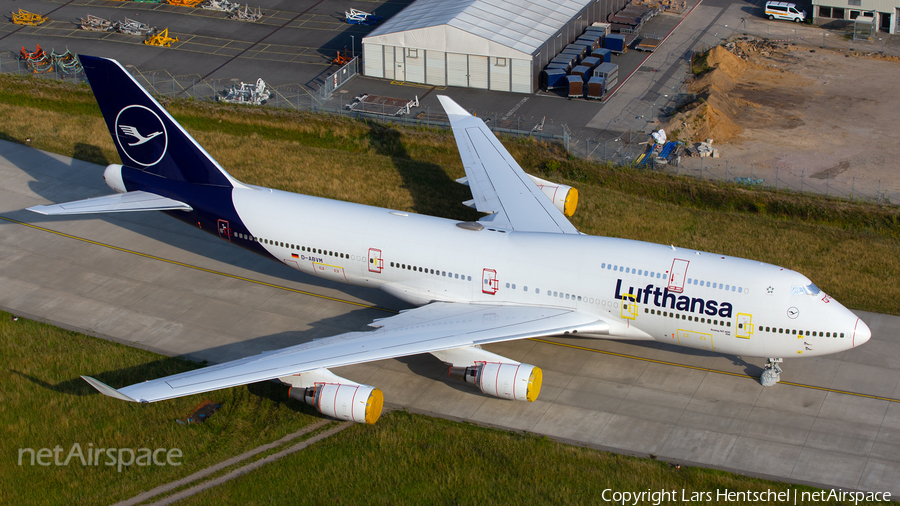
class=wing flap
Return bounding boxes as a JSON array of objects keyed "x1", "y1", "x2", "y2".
[
  {"x1": 27, "y1": 191, "x2": 192, "y2": 215},
  {"x1": 89, "y1": 303, "x2": 604, "y2": 403}
]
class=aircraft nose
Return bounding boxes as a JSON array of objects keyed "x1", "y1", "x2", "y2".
[{"x1": 853, "y1": 318, "x2": 871, "y2": 347}]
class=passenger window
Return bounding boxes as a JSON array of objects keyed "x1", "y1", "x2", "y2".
[{"x1": 512, "y1": 284, "x2": 516, "y2": 289}]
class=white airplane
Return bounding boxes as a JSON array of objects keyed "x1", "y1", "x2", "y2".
[{"x1": 28, "y1": 56, "x2": 870, "y2": 424}]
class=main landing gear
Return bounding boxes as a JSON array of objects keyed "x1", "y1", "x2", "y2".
[{"x1": 761, "y1": 358, "x2": 783, "y2": 386}]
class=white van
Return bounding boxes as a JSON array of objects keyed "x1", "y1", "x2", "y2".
[{"x1": 764, "y1": 1, "x2": 806, "y2": 22}]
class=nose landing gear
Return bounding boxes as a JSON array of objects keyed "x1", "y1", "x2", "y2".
[{"x1": 761, "y1": 358, "x2": 783, "y2": 386}]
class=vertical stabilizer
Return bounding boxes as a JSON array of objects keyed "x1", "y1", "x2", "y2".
[{"x1": 80, "y1": 55, "x2": 239, "y2": 187}]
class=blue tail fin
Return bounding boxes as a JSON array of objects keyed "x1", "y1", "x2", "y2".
[{"x1": 80, "y1": 55, "x2": 236, "y2": 187}]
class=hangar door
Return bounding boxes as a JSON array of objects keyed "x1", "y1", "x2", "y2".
[
  {"x1": 489, "y1": 57, "x2": 510, "y2": 92},
  {"x1": 364, "y1": 44, "x2": 383, "y2": 78},
  {"x1": 425, "y1": 50, "x2": 446, "y2": 85},
  {"x1": 405, "y1": 48, "x2": 425, "y2": 83},
  {"x1": 468, "y1": 55, "x2": 488, "y2": 89},
  {"x1": 447, "y1": 53, "x2": 468, "y2": 87},
  {"x1": 383, "y1": 46, "x2": 396, "y2": 80},
  {"x1": 511, "y1": 59, "x2": 532, "y2": 93}
]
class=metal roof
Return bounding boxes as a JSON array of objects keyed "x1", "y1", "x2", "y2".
[{"x1": 365, "y1": 0, "x2": 590, "y2": 55}]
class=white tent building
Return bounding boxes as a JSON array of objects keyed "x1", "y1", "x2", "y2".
[{"x1": 362, "y1": 0, "x2": 619, "y2": 93}]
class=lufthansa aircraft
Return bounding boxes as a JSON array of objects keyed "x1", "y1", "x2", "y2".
[{"x1": 29, "y1": 56, "x2": 870, "y2": 424}]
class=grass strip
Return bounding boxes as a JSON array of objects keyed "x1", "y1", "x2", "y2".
[
  {"x1": 111, "y1": 419, "x2": 333, "y2": 506},
  {"x1": 175, "y1": 409, "x2": 892, "y2": 506},
  {"x1": 143, "y1": 422, "x2": 354, "y2": 506},
  {"x1": 0, "y1": 310, "x2": 322, "y2": 506}
]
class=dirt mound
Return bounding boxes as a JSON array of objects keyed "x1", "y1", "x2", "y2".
[{"x1": 665, "y1": 43, "x2": 808, "y2": 143}]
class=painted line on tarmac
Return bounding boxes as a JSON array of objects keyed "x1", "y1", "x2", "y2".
[
  {"x1": 0, "y1": 215, "x2": 397, "y2": 314},
  {"x1": 530, "y1": 338, "x2": 900, "y2": 404}
]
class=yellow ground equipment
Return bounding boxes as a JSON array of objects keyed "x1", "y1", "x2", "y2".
[
  {"x1": 144, "y1": 28, "x2": 179, "y2": 47},
  {"x1": 12, "y1": 9, "x2": 48, "y2": 26},
  {"x1": 168, "y1": 0, "x2": 203, "y2": 6}
]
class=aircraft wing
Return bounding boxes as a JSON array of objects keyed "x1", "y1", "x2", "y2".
[
  {"x1": 27, "y1": 191, "x2": 192, "y2": 215},
  {"x1": 83, "y1": 302, "x2": 604, "y2": 403},
  {"x1": 438, "y1": 96, "x2": 579, "y2": 235}
]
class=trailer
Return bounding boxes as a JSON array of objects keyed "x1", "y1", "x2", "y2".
[
  {"x1": 566, "y1": 75, "x2": 583, "y2": 99},
  {"x1": 636, "y1": 34, "x2": 662, "y2": 52},
  {"x1": 229, "y1": 4, "x2": 262, "y2": 21},
  {"x1": 586, "y1": 76, "x2": 606, "y2": 100},
  {"x1": 591, "y1": 48, "x2": 612, "y2": 63},
  {"x1": 580, "y1": 56, "x2": 600, "y2": 70},
  {"x1": 604, "y1": 34, "x2": 627, "y2": 53},
  {"x1": 593, "y1": 62, "x2": 618, "y2": 90},
  {"x1": 348, "y1": 94, "x2": 419, "y2": 116},
  {"x1": 119, "y1": 18, "x2": 155, "y2": 36},
  {"x1": 541, "y1": 69, "x2": 567, "y2": 90},
  {"x1": 80, "y1": 14, "x2": 115, "y2": 32}
]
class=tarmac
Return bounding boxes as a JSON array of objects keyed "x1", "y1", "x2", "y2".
[
  {"x1": 1, "y1": 138, "x2": 900, "y2": 496},
  {"x1": 2, "y1": 0, "x2": 900, "y2": 497}
]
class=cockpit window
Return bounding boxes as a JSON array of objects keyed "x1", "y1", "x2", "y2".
[{"x1": 791, "y1": 283, "x2": 821, "y2": 296}]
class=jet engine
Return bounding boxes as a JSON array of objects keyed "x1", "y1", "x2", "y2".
[
  {"x1": 449, "y1": 362, "x2": 542, "y2": 402},
  {"x1": 289, "y1": 383, "x2": 384, "y2": 424},
  {"x1": 527, "y1": 174, "x2": 578, "y2": 217},
  {"x1": 103, "y1": 164, "x2": 127, "y2": 193}
]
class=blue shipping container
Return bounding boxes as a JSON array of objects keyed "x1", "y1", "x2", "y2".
[
  {"x1": 581, "y1": 56, "x2": 600, "y2": 70},
  {"x1": 604, "y1": 34, "x2": 626, "y2": 53},
  {"x1": 591, "y1": 48, "x2": 612, "y2": 63},
  {"x1": 541, "y1": 69, "x2": 568, "y2": 89}
]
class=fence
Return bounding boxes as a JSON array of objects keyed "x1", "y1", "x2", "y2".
[{"x1": 317, "y1": 56, "x2": 359, "y2": 101}]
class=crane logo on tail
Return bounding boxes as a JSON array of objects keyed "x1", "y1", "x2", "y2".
[{"x1": 114, "y1": 105, "x2": 167, "y2": 167}]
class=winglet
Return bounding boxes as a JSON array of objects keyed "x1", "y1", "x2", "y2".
[
  {"x1": 437, "y1": 95, "x2": 471, "y2": 117},
  {"x1": 81, "y1": 376, "x2": 140, "y2": 402}
]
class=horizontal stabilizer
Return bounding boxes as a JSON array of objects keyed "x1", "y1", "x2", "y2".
[
  {"x1": 81, "y1": 376, "x2": 140, "y2": 402},
  {"x1": 27, "y1": 191, "x2": 192, "y2": 215}
]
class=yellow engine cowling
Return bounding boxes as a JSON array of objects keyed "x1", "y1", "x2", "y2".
[
  {"x1": 449, "y1": 362, "x2": 543, "y2": 402},
  {"x1": 290, "y1": 383, "x2": 384, "y2": 424},
  {"x1": 527, "y1": 174, "x2": 578, "y2": 217}
]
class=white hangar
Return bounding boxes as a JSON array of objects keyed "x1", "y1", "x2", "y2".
[{"x1": 361, "y1": 0, "x2": 622, "y2": 93}]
